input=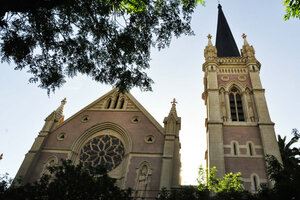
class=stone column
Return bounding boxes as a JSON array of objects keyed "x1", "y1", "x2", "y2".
[
  {"x1": 225, "y1": 92, "x2": 231, "y2": 122},
  {"x1": 242, "y1": 91, "x2": 250, "y2": 122}
]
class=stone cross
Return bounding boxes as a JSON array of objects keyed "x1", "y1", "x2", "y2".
[
  {"x1": 242, "y1": 33, "x2": 247, "y2": 39},
  {"x1": 171, "y1": 98, "x2": 178, "y2": 105},
  {"x1": 207, "y1": 34, "x2": 212, "y2": 39}
]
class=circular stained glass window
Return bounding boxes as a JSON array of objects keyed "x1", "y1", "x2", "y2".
[{"x1": 80, "y1": 135, "x2": 125, "y2": 172}]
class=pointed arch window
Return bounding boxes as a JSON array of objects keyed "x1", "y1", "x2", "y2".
[
  {"x1": 252, "y1": 175, "x2": 259, "y2": 192},
  {"x1": 106, "y1": 98, "x2": 112, "y2": 109},
  {"x1": 233, "y1": 142, "x2": 238, "y2": 155},
  {"x1": 119, "y1": 98, "x2": 125, "y2": 109},
  {"x1": 113, "y1": 94, "x2": 119, "y2": 109},
  {"x1": 248, "y1": 143, "x2": 253, "y2": 156},
  {"x1": 229, "y1": 87, "x2": 245, "y2": 121}
]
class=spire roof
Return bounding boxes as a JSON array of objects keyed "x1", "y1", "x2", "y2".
[{"x1": 216, "y1": 4, "x2": 241, "y2": 57}]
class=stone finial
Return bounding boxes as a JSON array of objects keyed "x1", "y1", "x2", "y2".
[
  {"x1": 242, "y1": 33, "x2": 249, "y2": 45},
  {"x1": 204, "y1": 34, "x2": 217, "y2": 60},
  {"x1": 61, "y1": 98, "x2": 67, "y2": 105},
  {"x1": 164, "y1": 98, "x2": 181, "y2": 134},
  {"x1": 171, "y1": 98, "x2": 178, "y2": 106},
  {"x1": 55, "y1": 98, "x2": 67, "y2": 123},
  {"x1": 207, "y1": 34, "x2": 213, "y2": 46},
  {"x1": 241, "y1": 33, "x2": 255, "y2": 59},
  {"x1": 242, "y1": 33, "x2": 247, "y2": 39}
]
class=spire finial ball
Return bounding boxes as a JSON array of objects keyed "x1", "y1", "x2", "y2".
[{"x1": 207, "y1": 34, "x2": 212, "y2": 39}]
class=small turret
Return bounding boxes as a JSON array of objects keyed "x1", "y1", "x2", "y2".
[
  {"x1": 42, "y1": 98, "x2": 67, "y2": 132},
  {"x1": 241, "y1": 33, "x2": 256, "y2": 59},
  {"x1": 204, "y1": 34, "x2": 218, "y2": 61},
  {"x1": 160, "y1": 99, "x2": 181, "y2": 189},
  {"x1": 55, "y1": 98, "x2": 67, "y2": 125},
  {"x1": 163, "y1": 98, "x2": 181, "y2": 135}
]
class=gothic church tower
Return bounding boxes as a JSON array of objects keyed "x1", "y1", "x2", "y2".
[{"x1": 203, "y1": 4, "x2": 282, "y2": 191}]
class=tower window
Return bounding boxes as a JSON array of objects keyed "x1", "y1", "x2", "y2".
[
  {"x1": 249, "y1": 143, "x2": 253, "y2": 156},
  {"x1": 253, "y1": 175, "x2": 258, "y2": 191},
  {"x1": 229, "y1": 87, "x2": 245, "y2": 121},
  {"x1": 233, "y1": 142, "x2": 237, "y2": 155}
]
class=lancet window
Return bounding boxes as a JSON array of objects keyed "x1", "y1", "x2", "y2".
[
  {"x1": 105, "y1": 94, "x2": 125, "y2": 110},
  {"x1": 229, "y1": 87, "x2": 245, "y2": 121},
  {"x1": 252, "y1": 175, "x2": 259, "y2": 192},
  {"x1": 248, "y1": 142, "x2": 253, "y2": 156},
  {"x1": 232, "y1": 142, "x2": 238, "y2": 155}
]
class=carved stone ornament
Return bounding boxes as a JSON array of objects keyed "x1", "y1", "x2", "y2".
[
  {"x1": 221, "y1": 76, "x2": 229, "y2": 81},
  {"x1": 144, "y1": 135, "x2": 155, "y2": 144},
  {"x1": 135, "y1": 164, "x2": 152, "y2": 199},
  {"x1": 238, "y1": 75, "x2": 246, "y2": 82}
]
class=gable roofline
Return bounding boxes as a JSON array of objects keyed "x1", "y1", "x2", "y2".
[
  {"x1": 50, "y1": 88, "x2": 164, "y2": 134},
  {"x1": 125, "y1": 92, "x2": 164, "y2": 133}
]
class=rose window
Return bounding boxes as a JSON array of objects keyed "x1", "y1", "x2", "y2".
[{"x1": 80, "y1": 135, "x2": 125, "y2": 171}]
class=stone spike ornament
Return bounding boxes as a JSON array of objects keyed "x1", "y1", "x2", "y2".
[
  {"x1": 204, "y1": 34, "x2": 217, "y2": 60},
  {"x1": 55, "y1": 98, "x2": 67, "y2": 124},
  {"x1": 241, "y1": 34, "x2": 256, "y2": 59}
]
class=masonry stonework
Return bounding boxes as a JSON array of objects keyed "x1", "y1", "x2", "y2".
[{"x1": 203, "y1": 4, "x2": 282, "y2": 192}]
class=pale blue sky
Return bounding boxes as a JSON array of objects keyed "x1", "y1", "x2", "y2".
[{"x1": 0, "y1": 0, "x2": 299, "y2": 185}]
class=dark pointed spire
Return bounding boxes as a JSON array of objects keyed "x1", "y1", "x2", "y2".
[{"x1": 216, "y1": 4, "x2": 241, "y2": 57}]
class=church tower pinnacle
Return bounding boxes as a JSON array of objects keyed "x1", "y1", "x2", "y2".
[{"x1": 203, "y1": 4, "x2": 282, "y2": 192}]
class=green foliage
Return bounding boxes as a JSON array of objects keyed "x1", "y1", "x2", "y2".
[
  {"x1": 1, "y1": 160, "x2": 132, "y2": 200},
  {"x1": 0, "y1": 0, "x2": 205, "y2": 94},
  {"x1": 283, "y1": 0, "x2": 300, "y2": 20},
  {"x1": 264, "y1": 129, "x2": 300, "y2": 200},
  {"x1": 157, "y1": 186, "x2": 210, "y2": 200},
  {"x1": 199, "y1": 166, "x2": 244, "y2": 193}
]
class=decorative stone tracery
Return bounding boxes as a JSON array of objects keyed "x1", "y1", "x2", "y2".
[{"x1": 80, "y1": 135, "x2": 125, "y2": 172}]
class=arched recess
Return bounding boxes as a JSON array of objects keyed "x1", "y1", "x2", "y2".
[
  {"x1": 219, "y1": 87, "x2": 227, "y2": 121},
  {"x1": 40, "y1": 155, "x2": 58, "y2": 176},
  {"x1": 250, "y1": 173, "x2": 260, "y2": 192},
  {"x1": 246, "y1": 141, "x2": 256, "y2": 156},
  {"x1": 225, "y1": 81, "x2": 246, "y2": 93},
  {"x1": 134, "y1": 161, "x2": 152, "y2": 199},
  {"x1": 69, "y1": 122, "x2": 132, "y2": 163},
  {"x1": 230, "y1": 140, "x2": 240, "y2": 156}
]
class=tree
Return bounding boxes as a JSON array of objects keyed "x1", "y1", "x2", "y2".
[
  {"x1": 264, "y1": 129, "x2": 300, "y2": 200},
  {"x1": 283, "y1": 0, "x2": 300, "y2": 20},
  {"x1": 0, "y1": 0, "x2": 204, "y2": 94},
  {"x1": 1, "y1": 160, "x2": 132, "y2": 200},
  {"x1": 157, "y1": 186, "x2": 210, "y2": 200}
]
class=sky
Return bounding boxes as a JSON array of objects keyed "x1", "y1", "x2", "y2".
[{"x1": 0, "y1": 0, "x2": 299, "y2": 185}]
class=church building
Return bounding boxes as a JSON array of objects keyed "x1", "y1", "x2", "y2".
[
  {"x1": 203, "y1": 4, "x2": 282, "y2": 192},
  {"x1": 15, "y1": 89, "x2": 181, "y2": 199},
  {"x1": 15, "y1": 3, "x2": 282, "y2": 196}
]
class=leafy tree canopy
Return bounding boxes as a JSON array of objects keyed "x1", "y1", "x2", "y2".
[
  {"x1": 0, "y1": 0, "x2": 204, "y2": 94},
  {"x1": 0, "y1": 160, "x2": 132, "y2": 200},
  {"x1": 264, "y1": 129, "x2": 300, "y2": 200},
  {"x1": 283, "y1": 0, "x2": 300, "y2": 20}
]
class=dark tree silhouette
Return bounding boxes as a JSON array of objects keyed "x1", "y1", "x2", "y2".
[
  {"x1": 0, "y1": 0, "x2": 204, "y2": 94},
  {"x1": 0, "y1": 160, "x2": 132, "y2": 200},
  {"x1": 263, "y1": 129, "x2": 300, "y2": 200}
]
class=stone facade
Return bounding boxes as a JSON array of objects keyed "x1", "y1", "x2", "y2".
[
  {"x1": 15, "y1": 89, "x2": 181, "y2": 199},
  {"x1": 203, "y1": 34, "x2": 282, "y2": 192}
]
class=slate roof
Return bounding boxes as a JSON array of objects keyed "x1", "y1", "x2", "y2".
[{"x1": 215, "y1": 4, "x2": 241, "y2": 57}]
